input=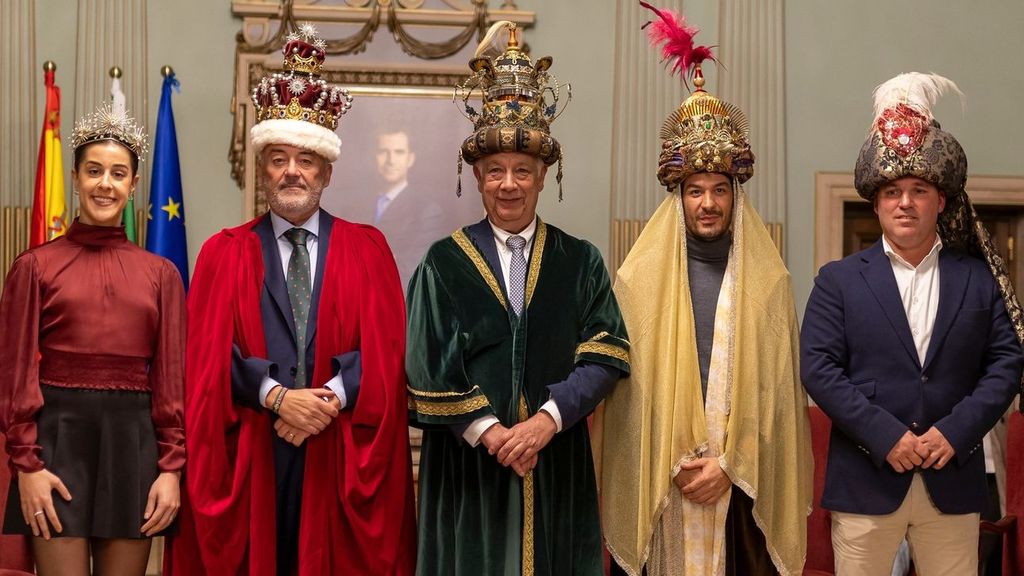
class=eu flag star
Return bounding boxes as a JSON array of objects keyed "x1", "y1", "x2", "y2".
[{"x1": 161, "y1": 197, "x2": 182, "y2": 221}]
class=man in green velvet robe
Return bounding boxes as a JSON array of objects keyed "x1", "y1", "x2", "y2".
[{"x1": 406, "y1": 22, "x2": 630, "y2": 576}]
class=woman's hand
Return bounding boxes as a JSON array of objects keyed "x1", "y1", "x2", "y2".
[
  {"x1": 18, "y1": 468, "x2": 72, "y2": 540},
  {"x1": 141, "y1": 471, "x2": 181, "y2": 537}
]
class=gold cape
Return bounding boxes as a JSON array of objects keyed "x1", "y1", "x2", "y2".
[{"x1": 594, "y1": 191, "x2": 812, "y2": 576}]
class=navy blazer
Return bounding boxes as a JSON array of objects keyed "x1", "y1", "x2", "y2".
[
  {"x1": 801, "y1": 241, "x2": 1021, "y2": 515},
  {"x1": 231, "y1": 209, "x2": 360, "y2": 411}
]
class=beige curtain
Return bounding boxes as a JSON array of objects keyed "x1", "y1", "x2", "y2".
[{"x1": 0, "y1": 0, "x2": 37, "y2": 277}]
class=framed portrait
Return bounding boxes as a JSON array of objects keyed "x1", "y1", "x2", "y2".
[
  {"x1": 235, "y1": 57, "x2": 486, "y2": 292},
  {"x1": 321, "y1": 83, "x2": 486, "y2": 291}
]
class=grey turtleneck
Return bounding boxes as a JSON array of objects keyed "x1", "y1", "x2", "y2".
[{"x1": 686, "y1": 231, "x2": 732, "y2": 400}]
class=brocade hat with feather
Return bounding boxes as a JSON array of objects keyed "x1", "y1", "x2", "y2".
[
  {"x1": 854, "y1": 73, "x2": 967, "y2": 201},
  {"x1": 856, "y1": 72, "x2": 1024, "y2": 396},
  {"x1": 641, "y1": 1, "x2": 755, "y2": 191}
]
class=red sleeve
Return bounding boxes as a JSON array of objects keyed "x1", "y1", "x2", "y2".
[
  {"x1": 150, "y1": 260, "x2": 186, "y2": 472},
  {"x1": 0, "y1": 253, "x2": 45, "y2": 473}
]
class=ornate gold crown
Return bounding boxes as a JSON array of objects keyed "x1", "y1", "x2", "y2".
[
  {"x1": 251, "y1": 22, "x2": 353, "y2": 131},
  {"x1": 455, "y1": 22, "x2": 570, "y2": 166},
  {"x1": 657, "y1": 66, "x2": 754, "y2": 189},
  {"x1": 71, "y1": 103, "x2": 148, "y2": 160}
]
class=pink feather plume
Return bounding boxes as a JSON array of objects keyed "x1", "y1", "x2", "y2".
[{"x1": 639, "y1": 1, "x2": 715, "y2": 86}]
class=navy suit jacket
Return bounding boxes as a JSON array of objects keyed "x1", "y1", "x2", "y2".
[
  {"x1": 231, "y1": 209, "x2": 360, "y2": 411},
  {"x1": 801, "y1": 241, "x2": 1021, "y2": 515},
  {"x1": 376, "y1": 187, "x2": 449, "y2": 293}
]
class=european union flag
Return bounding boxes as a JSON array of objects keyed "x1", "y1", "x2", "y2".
[{"x1": 147, "y1": 72, "x2": 188, "y2": 290}]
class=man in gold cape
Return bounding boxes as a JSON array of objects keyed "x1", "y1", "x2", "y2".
[{"x1": 594, "y1": 51, "x2": 812, "y2": 575}]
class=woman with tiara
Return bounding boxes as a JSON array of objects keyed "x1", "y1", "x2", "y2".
[{"x1": 0, "y1": 104, "x2": 185, "y2": 575}]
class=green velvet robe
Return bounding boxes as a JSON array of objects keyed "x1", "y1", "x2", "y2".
[{"x1": 407, "y1": 218, "x2": 630, "y2": 576}]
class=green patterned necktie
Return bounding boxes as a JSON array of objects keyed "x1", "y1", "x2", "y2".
[{"x1": 284, "y1": 227, "x2": 312, "y2": 388}]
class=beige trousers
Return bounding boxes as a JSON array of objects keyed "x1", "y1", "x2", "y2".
[{"x1": 831, "y1": 473, "x2": 979, "y2": 576}]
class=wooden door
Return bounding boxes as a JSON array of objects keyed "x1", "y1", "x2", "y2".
[{"x1": 842, "y1": 203, "x2": 1020, "y2": 289}]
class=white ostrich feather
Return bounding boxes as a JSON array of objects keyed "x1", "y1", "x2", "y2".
[
  {"x1": 474, "y1": 20, "x2": 515, "y2": 59},
  {"x1": 872, "y1": 72, "x2": 964, "y2": 122}
]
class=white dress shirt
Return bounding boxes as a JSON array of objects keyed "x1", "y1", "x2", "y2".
[
  {"x1": 258, "y1": 211, "x2": 347, "y2": 408},
  {"x1": 461, "y1": 219, "x2": 563, "y2": 447},
  {"x1": 882, "y1": 234, "x2": 943, "y2": 364}
]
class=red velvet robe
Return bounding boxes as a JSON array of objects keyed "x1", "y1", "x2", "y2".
[{"x1": 165, "y1": 215, "x2": 416, "y2": 575}]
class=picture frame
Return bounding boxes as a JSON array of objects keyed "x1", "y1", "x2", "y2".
[{"x1": 234, "y1": 55, "x2": 486, "y2": 290}]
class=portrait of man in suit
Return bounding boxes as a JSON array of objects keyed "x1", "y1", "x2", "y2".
[
  {"x1": 323, "y1": 101, "x2": 483, "y2": 293},
  {"x1": 368, "y1": 127, "x2": 448, "y2": 291}
]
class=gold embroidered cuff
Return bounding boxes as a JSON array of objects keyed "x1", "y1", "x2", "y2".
[{"x1": 408, "y1": 386, "x2": 492, "y2": 421}]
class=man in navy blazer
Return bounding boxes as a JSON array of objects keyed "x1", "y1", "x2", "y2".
[
  {"x1": 801, "y1": 73, "x2": 1023, "y2": 576},
  {"x1": 174, "y1": 25, "x2": 417, "y2": 575}
]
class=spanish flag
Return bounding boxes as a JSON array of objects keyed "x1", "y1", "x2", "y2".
[{"x1": 30, "y1": 63, "x2": 66, "y2": 247}]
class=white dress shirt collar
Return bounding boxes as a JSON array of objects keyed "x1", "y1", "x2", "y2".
[
  {"x1": 270, "y1": 209, "x2": 320, "y2": 240},
  {"x1": 489, "y1": 217, "x2": 537, "y2": 252},
  {"x1": 881, "y1": 234, "x2": 943, "y2": 269}
]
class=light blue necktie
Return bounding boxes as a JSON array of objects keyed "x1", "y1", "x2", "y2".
[
  {"x1": 506, "y1": 235, "x2": 527, "y2": 316},
  {"x1": 284, "y1": 227, "x2": 311, "y2": 388},
  {"x1": 375, "y1": 194, "x2": 390, "y2": 224}
]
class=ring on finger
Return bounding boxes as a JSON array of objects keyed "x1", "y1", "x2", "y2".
[{"x1": 33, "y1": 510, "x2": 44, "y2": 517}]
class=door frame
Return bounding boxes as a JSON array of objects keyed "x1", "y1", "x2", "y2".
[{"x1": 815, "y1": 172, "x2": 1024, "y2": 276}]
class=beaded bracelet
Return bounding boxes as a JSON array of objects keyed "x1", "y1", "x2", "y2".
[{"x1": 271, "y1": 387, "x2": 288, "y2": 413}]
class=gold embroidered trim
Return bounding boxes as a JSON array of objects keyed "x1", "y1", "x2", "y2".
[
  {"x1": 518, "y1": 395, "x2": 535, "y2": 576},
  {"x1": 524, "y1": 220, "x2": 546, "y2": 310},
  {"x1": 452, "y1": 229, "x2": 507, "y2": 310},
  {"x1": 586, "y1": 330, "x2": 631, "y2": 347},
  {"x1": 407, "y1": 385, "x2": 483, "y2": 398},
  {"x1": 408, "y1": 395, "x2": 490, "y2": 416},
  {"x1": 575, "y1": 341, "x2": 630, "y2": 365}
]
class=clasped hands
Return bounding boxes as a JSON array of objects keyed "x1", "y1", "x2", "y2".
[
  {"x1": 672, "y1": 457, "x2": 732, "y2": 506},
  {"x1": 479, "y1": 412, "x2": 558, "y2": 478},
  {"x1": 267, "y1": 386, "x2": 342, "y2": 447},
  {"x1": 885, "y1": 427, "x2": 955, "y2": 473}
]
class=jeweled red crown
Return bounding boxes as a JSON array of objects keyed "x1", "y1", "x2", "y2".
[{"x1": 251, "y1": 23, "x2": 353, "y2": 131}]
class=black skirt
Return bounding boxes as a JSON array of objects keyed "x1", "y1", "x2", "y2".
[{"x1": 3, "y1": 385, "x2": 175, "y2": 539}]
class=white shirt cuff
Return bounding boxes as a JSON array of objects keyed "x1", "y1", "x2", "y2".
[
  {"x1": 463, "y1": 415, "x2": 501, "y2": 447},
  {"x1": 324, "y1": 374, "x2": 348, "y2": 409},
  {"x1": 540, "y1": 399, "x2": 563, "y2": 433},
  {"x1": 259, "y1": 375, "x2": 281, "y2": 407}
]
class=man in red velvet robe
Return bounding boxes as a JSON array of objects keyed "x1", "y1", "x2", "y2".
[{"x1": 165, "y1": 23, "x2": 416, "y2": 576}]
